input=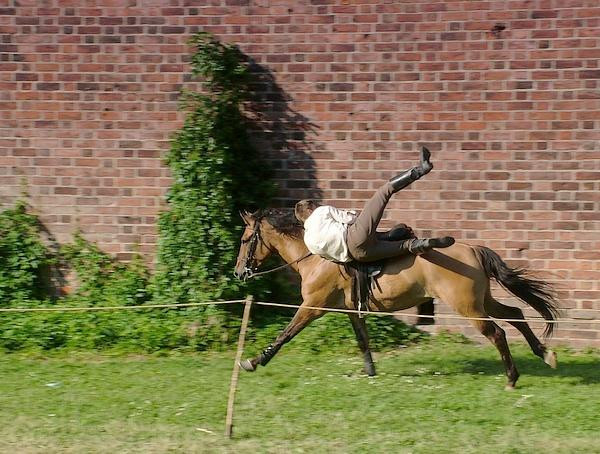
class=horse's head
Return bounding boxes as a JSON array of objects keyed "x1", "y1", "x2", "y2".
[{"x1": 234, "y1": 210, "x2": 275, "y2": 281}]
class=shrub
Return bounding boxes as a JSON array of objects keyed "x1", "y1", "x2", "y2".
[
  {"x1": 0, "y1": 201, "x2": 55, "y2": 305},
  {"x1": 154, "y1": 32, "x2": 276, "y2": 304},
  {"x1": 61, "y1": 234, "x2": 151, "y2": 307}
]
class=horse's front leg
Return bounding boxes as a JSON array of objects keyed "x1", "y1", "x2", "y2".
[
  {"x1": 348, "y1": 314, "x2": 376, "y2": 376},
  {"x1": 239, "y1": 303, "x2": 325, "y2": 372}
]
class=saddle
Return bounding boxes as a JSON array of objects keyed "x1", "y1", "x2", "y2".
[
  {"x1": 344, "y1": 261, "x2": 384, "y2": 317},
  {"x1": 343, "y1": 223, "x2": 415, "y2": 316}
]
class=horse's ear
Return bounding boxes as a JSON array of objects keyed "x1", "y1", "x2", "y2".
[{"x1": 240, "y1": 210, "x2": 253, "y2": 225}]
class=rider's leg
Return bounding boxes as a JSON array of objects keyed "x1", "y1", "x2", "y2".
[
  {"x1": 347, "y1": 148, "x2": 432, "y2": 246},
  {"x1": 346, "y1": 181, "x2": 396, "y2": 245},
  {"x1": 376, "y1": 223, "x2": 415, "y2": 241},
  {"x1": 346, "y1": 147, "x2": 436, "y2": 257},
  {"x1": 347, "y1": 183, "x2": 454, "y2": 261},
  {"x1": 349, "y1": 235, "x2": 455, "y2": 262},
  {"x1": 389, "y1": 146, "x2": 433, "y2": 192}
]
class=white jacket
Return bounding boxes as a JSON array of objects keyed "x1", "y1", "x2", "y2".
[{"x1": 303, "y1": 205, "x2": 356, "y2": 263}]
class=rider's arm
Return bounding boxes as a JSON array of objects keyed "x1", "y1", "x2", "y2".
[{"x1": 328, "y1": 206, "x2": 357, "y2": 225}]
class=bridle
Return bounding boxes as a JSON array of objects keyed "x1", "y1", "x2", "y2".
[
  {"x1": 240, "y1": 219, "x2": 312, "y2": 281},
  {"x1": 240, "y1": 225, "x2": 264, "y2": 279}
]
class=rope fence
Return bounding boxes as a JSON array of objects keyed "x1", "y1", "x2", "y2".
[
  {"x1": 0, "y1": 300, "x2": 245, "y2": 313},
  {"x1": 252, "y1": 301, "x2": 600, "y2": 325},
  {"x1": 1, "y1": 298, "x2": 599, "y2": 325}
]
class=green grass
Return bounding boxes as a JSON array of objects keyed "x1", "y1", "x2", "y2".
[{"x1": 1, "y1": 339, "x2": 598, "y2": 453}]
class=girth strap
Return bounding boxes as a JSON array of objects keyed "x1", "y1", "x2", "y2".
[{"x1": 344, "y1": 261, "x2": 383, "y2": 318}]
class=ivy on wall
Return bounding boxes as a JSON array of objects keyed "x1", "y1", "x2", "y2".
[
  {"x1": 154, "y1": 32, "x2": 276, "y2": 304},
  {"x1": 0, "y1": 201, "x2": 54, "y2": 306}
]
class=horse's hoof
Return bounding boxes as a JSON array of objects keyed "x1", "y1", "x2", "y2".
[
  {"x1": 544, "y1": 350, "x2": 557, "y2": 369},
  {"x1": 239, "y1": 359, "x2": 256, "y2": 372},
  {"x1": 365, "y1": 364, "x2": 376, "y2": 377},
  {"x1": 505, "y1": 384, "x2": 516, "y2": 391}
]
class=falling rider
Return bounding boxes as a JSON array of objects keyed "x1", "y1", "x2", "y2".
[{"x1": 294, "y1": 148, "x2": 455, "y2": 263}]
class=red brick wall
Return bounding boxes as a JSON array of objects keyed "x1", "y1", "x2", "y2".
[{"x1": 1, "y1": 1, "x2": 599, "y2": 346}]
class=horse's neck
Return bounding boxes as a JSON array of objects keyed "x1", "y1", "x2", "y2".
[{"x1": 268, "y1": 233, "x2": 310, "y2": 272}]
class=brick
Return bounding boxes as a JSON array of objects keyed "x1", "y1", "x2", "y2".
[
  {"x1": 579, "y1": 70, "x2": 600, "y2": 79},
  {"x1": 484, "y1": 192, "x2": 510, "y2": 201},
  {"x1": 77, "y1": 83, "x2": 99, "y2": 91},
  {"x1": 55, "y1": 187, "x2": 78, "y2": 195},
  {"x1": 36, "y1": 83, "x2": 60, "y2": 91},
  {"x1": 16, "y1": 73, "x2": 38, "y2": 81},
  {"x1": 514, "y1": 81, "x2": 533, "y2": 89},
  {"x1": 531, "y1": 10, "x2": 558, "y2": 19},
  {"x1": 329, "y1": 83, "x2": 354, "y2": 91}
]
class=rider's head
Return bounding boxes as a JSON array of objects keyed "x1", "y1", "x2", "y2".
[{"x1": 294, "y1": 199, "x2": 320, "y2": 224}]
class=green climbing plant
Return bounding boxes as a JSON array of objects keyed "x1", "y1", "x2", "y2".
[
  {"x1": 0, "y1": 201, "x2": 55, "y2": 305},
  {"x1": 61, "y1": 234, "x2": 151, "y2": 307},
  {"x1": 154, "y1": 32, "x2": 276, "y2": 304}
]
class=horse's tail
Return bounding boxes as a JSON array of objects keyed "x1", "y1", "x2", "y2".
[{"x1": 474, "y1": 246, "x2": 560, "y2": 338}]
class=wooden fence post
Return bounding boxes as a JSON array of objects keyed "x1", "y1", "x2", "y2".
[{"x1": 225, "y1": 295, "x2": 253, "y2": 438}]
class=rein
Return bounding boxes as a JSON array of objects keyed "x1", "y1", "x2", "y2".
[
  {"x1": 242, "y1": 223, "x2": 312, "y2": 280},
  {"x1": 245, "y1": 252, "x2": 313, "y2": 279}
]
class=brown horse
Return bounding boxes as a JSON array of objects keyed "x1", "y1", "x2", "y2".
[{"x1": 234, "y1": 209, "x2": 560, "y2": 389}]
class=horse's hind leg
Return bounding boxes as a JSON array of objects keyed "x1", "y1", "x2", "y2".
[
  {"x1": 484, "y1": 296, "x2": 557, "y2": 368},
  {"x1": 471, "y1": 318, "x2": 520, "y2": 389},
  {"x1": 239, "y1": 305, "x2": 324, "y2": 372},
  {"x1": 348, "y1": 314, "x2": 376, "y2": 376},
  {"x1": 445, "y1": 292, "x2": 520, "y2": 388}
]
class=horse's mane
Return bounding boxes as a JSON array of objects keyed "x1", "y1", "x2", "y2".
[{"x1": 256, "y1": 208, "x2": 304, "y2": 239}]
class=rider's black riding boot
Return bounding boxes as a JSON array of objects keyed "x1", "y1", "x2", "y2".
[
  {"x1": 389, "y1": 147, "x2": 433, "y2": 193},
  {"x1": 408, "y1": 237, "x2": 455, "y2": 255},
  {"x1": 378, "y1": 223, "x2": 416, "y2": 242}
]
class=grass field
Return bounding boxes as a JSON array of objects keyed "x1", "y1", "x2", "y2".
[{"x1": 1, "y1": 338, "x2": 598, "y2": 453}]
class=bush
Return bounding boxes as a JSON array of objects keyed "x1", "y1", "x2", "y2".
[
  {"x1": 0, "y1": 305, "x2": 422, "y2": 354},
  {"x1": 61, "y1": 234, "x2": 151, "y2": 307},
  {"x1": 0, "y1": 201, "x2": 55, "y2": 305},
  {"x1": 0, "y1": 309, "x2": 236, "y2": 352},
  {"x1": 154, "y1": 32, "x2": 276, "y2": 304}
]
